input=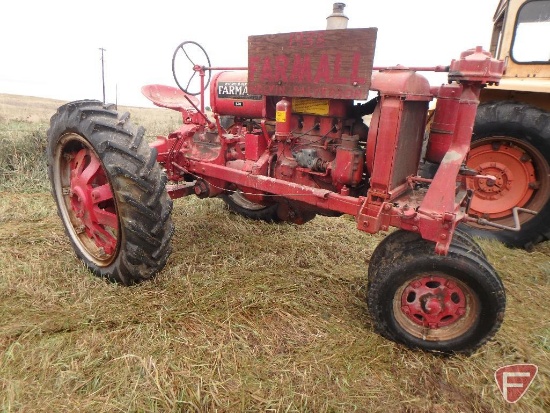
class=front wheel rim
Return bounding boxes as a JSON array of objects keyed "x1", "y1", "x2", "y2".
[
  {"x1": 53, "y1": 134, "x2": 119, "y2": 266},
  {"x1": 393, "y1": 274, "x2": 479, "y2": 342}
]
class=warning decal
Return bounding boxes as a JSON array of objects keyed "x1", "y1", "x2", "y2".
[{"x1": 292, "y1": 98, "x2": 330, "y2": 116}]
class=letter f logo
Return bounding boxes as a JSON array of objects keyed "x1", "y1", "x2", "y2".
[{"x1": 495, "y1": 364, "x2": 538, "y2": 403}]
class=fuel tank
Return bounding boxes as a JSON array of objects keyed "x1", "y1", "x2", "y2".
[{"x1": 210, "y1": 71, "x2": 265, "y2": 119}]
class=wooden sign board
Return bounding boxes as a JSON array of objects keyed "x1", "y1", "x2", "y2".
[{"x1": 247, "y1": 28, "x2": 377, "y2": 100}]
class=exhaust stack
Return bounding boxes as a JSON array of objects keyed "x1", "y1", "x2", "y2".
[{"x1": 326, "y1": 3, "x2": 348, "y2": 30}]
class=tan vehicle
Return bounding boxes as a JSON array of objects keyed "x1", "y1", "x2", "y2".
[{"x1": 462, "y1": 0, "x2": 550, "y2": 248}]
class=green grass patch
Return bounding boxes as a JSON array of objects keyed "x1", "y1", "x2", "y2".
[{"x1": 0, "y1": 119, "x2": 49, "y2": 192}]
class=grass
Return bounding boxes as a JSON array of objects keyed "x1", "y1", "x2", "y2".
[
  {"x1": 0, "y1": 93, "x2": 549, "y2": 412},
  {"x1": 0, "y1": 94, "x2": 180, "y2": 193},
  {"x1": 0, "y1": 120, "x2": 49, "y2": 192}
]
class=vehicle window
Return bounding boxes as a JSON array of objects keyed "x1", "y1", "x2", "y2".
[{"x1": 512, "y1": 0, "x2": 550, "y2": 63}]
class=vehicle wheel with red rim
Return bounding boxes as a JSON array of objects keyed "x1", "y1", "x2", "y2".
[
  {"x1": 47, "y1": 100, "x2": 174, "y2": 284},
  {"x1": 462, "y1": 102, "x2": 550, "y2": 249},
  {"x1": 367, "y1": 232, "x2": 505, "y2": 354}
]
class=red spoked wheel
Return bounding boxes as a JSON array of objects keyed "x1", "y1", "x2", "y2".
[
  {"x1": 367, "y1": 231, "x2": 505, "y2": 354},
  {"x1": 57, "y1": 136, "x2": 118, "y2": 265},
  {"x1": 48, "y1": 100, "x2": 174, "y2": 284}
]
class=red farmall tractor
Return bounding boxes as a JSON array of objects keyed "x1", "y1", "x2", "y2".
[{"x1": 47, "y1": 5, "x2": 510, "y2": 354}]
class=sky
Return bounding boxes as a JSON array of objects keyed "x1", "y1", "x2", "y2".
[{"x1": 1, "y1": 0, "x2": 498, "y2": 108}]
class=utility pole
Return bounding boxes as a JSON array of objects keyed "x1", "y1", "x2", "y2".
[{"x1": 99, "y1": 47, "x2": 106, "y2": 104}]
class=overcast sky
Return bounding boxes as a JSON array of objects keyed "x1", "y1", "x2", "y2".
[{"x1": 1, "y1": 0, "x2": 498, "y2": 107}]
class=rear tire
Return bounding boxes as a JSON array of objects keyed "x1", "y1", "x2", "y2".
[
  {"x1": 367, "y1": 231, "x2": 505, "y2": 354},
  {"x1": 222, "y1": 190, "x2": 281, "y2": 222},
  {"x1": 462, "y1": 101, "x2": 550, "y2": 248},
  {"x1": 47, "y1": 100, "x2": 174, "y2": 284}
]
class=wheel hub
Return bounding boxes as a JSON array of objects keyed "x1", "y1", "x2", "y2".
[
  {"x1": 467, "y1": 139, "x2": 536, "y2": 219},
  {"x1": 401, "y1": 276, "x2": 466, "y2": 329},
  {"x1": 421, "y1": 294, "x2": 443, "y2": 315},
  {"x1": 476, "y1": 161, "x2": 509, "y2": 194},
  {"x1": 70, "y1": 186, "x2": 87, "y2": 218},
  {"x1": 63, "y1": 147, "x2": 118, "y2": 259}
]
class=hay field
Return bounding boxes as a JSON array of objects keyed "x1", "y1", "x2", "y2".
[{"x1": 0, "y1": 93, "x2": 548, "y2": 412}]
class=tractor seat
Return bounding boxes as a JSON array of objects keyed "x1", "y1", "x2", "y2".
[{"x1": 141, "y1": 84, "x2": 199, "y2": 113}]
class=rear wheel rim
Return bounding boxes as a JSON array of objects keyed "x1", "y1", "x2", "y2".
[
  {"x1": 393, "y1": 274, "x2": 478, "y2": 342},
  {"x1": 54, "y1": 134, "x2": 119, "y2": 266},
  {"x1": 467, "y1": 136, "x2": 550, "y2": 225}
]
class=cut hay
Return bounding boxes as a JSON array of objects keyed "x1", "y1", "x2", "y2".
[{"x1": 1, "y1": 95, "x2": 548, "y2": 412}]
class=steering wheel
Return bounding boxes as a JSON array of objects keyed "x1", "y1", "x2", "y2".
[{"x1": 172, "y1": 41, "x2": 211, "y2": 96}]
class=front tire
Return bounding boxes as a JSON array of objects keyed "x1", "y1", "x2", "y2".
[
  {"x1": 367, "y1": 231, "x2": 505, "y2": 354},
  {"x1": 47, "y1": 100, "x2": 174, "y2": 284},
  {"x1": 368, "y1": 227, "x2": 486, "y2": 285},
  {"x1": 463, "y1": 101, "x2": 550, "y2": 248}
]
